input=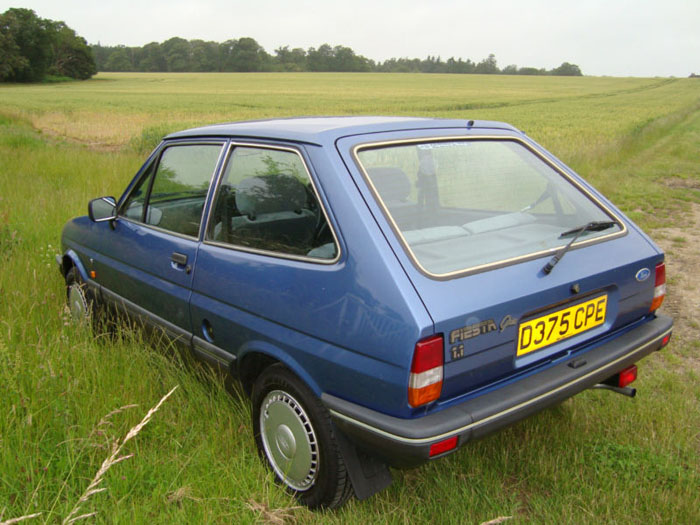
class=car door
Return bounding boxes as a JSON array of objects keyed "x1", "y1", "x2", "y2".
[
  {"x1": 188, "y1": 142, "x2": 342, "y2": 367},
  {"x1": 94, "y1": 140, "x2": 226, "y2": 340}
]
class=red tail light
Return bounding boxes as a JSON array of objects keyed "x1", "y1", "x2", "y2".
[
  {"x1": 650, "y1": 262, "x2": 666, "y2": 312},
  {"x1": 408, "y1": 335, "x2": 443, "y2": 407},
  {"x1": 429, "y1": 435, "x2": 458, "y2": 457},
  {"x1": 618, "y1": 365, "x2": 637, "y2": 388}
]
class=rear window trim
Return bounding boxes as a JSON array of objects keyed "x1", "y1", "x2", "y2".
[{"x1": 352, "y1": 135, "x2": 627, "y2": 280}]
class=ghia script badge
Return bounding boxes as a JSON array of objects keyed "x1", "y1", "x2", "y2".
[
  {"x1": 449, "y1": 315, "x2": 519, "y2": 361},
  {"x1": 635, "y1": 268, "x2": 651, "y2": 282}
]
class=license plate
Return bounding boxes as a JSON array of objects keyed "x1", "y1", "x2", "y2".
[{"x1": 517, "y1": 295, "x2": 608, "y2": 356}]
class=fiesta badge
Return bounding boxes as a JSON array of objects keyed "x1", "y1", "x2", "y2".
[{"x1": 635, "y1": 268, "x2": 651, "y2": 282}]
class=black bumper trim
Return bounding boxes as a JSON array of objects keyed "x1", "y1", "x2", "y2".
[{"x1": 323, "y1": 315, "x2": 672, "y2": 465}]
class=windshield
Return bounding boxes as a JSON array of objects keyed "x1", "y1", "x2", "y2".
[{"x1": 355, "y1": 138, "x2": 623, "y2": 276}]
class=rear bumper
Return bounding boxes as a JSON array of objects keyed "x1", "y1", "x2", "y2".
[{"x1": 323, "y1": 314, "x2": 673, "y2": 467}]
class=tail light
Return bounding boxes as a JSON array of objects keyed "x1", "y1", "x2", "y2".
[
  {"x1": 650, "y1": 262, "x2": 666, "y2": 312},
  {"x1": 429, "y1": 435, "x2": 458, "y2": 457},
  {"x1": 603, "y1": 364, "x2": 637, "y2": 388},
  {"x1": 408, "y1": 335, "x2": 443, "y2": 407},
  {"x1": 661, "y1": 333, "x2": 671, "y2": 347},
  {"x1": 617, "y1": 365, "x2": 637, "y2": 387}
]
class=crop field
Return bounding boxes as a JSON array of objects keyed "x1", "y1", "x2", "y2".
[{"x1": 1, "y1": 73, "x2": 699, "y2": 524}]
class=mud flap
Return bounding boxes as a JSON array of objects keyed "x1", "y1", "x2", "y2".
[{"x1": 332, "y1": 422, "x2": 393, "y2": 500}]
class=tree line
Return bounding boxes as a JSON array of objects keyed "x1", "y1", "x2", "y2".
[
  {"x1": 0, "y1": 8, "x2": 96, "y2": 82},
  {"x1": 93, "y1": 38, "x2": 582, "y2": 76},
  {"x1": 1, "y1": 7, "x2": 583, "y2": 83}
]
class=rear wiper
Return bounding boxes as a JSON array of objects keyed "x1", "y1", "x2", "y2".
[
  {"x1": 542, "y1": 221, "x2": 617, "y2": 275},
  {"x1": 558, "y1": 220, "x2": 617, "y2": 238}
]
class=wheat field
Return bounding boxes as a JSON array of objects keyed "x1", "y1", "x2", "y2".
[{"x1": 1, "y1": 73, "x2": 699, "y2": 524}]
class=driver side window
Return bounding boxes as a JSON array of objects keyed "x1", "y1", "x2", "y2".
[{"x1": 121, "y1": 143, "x2": 223, "y2": 237}]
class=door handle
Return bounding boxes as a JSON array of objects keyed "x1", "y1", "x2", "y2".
[
  {"x1": 171, "y1": 252, "x2": 192, "y2": 274},
  {"x1": 171, "y1": 252, "x2": 188, "y2": 265}
]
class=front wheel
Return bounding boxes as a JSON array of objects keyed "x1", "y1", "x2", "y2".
[
  {"x1": 252, "y1": 364, "x2": 352, "y2": 509},
  {"x1": 65, "y1": 267, "x2": 92, "y2": 325}
]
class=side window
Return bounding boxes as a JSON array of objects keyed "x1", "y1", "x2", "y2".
[
  {"x1": 121, "y1": 144, "x2": 222, "y2": 237},
  {"x1": 206, "y1": 146, "x2": 338, "y2": 260},
  {"x1": 121, "y1": 162, "x2": 154, "y2": 221}
]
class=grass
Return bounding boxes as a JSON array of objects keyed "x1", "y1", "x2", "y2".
[{"x1": 0, "y1": 73, "x2": 699, "y2": 524}]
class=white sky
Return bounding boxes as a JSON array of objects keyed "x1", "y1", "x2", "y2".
[{"x1": 2, "y1": 0, "x2": 699, "y2": 77}]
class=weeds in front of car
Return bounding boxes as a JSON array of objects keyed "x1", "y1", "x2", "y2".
[
  {"x1": 1, "y1": 388, "x2": 177, "y2": 525},
  {"x1": 0, "y1": 75, "x2": 699, "y2": 524}
]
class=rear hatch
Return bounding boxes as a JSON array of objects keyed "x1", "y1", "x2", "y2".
[
  {"x1": 339, "y1": 127, "x2": 663, "y2": 406},
  {"x1": 422, "y1": 238, "x2": 661, "y2": 404}
]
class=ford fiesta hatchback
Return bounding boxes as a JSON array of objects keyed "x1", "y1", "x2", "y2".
[{"x1": 58, "y1": 117, "x2": 672, "y2": 508}]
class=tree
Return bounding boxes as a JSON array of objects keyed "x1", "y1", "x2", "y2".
[
  {"x1": 551, "y1": 62, "x2": 582, "y2": 76},
  {"x1": 446, "y1": 57, "x2": 475, "y2": 74},
  {"x1": 306, "y1": 44, "x2": 334, "y2": 71},
  {"x1": 518, "y1": 67, "x2": 545, "y2": 75},
  {"x1": 222, "y1": 37, "x2": 269, "y2": 71},
  {"x1": 103, "y1": 47, "x2": 132, "y2": 71},
  {"x1": 0, "y1": 8, "x2": 52, "y2": 81},
  {"x1": 329, "y1": 45, "x2": 370, "y2": 72},
  {"x1": 47, "y1": 22, "x2": 96, "y2": 79},
  {"x1": 0, "y1": 23, "x2": 28, "y2": 79},
  {"x1": 0, "y1": 8, "x2": 96, "y2": 82},
  {"x1": 162, "y1": 37, "x2": 190, "y2": 72},
  {"x1": 475, "y1": 53, "x2": 499, "y2": 74},
  {"x1": 419, "y1": 56, "x2": 444, "y2": 73},
  {"x1": 275, "y1": 46, "x2": 307, "y2": 71},
  {"x1": 137, "y1": 42, "x2": 166, "y2": 72},
  {"x1": 190, "y1": 40, "x2": 219, "y2": 72},
  {"x1": 91, "y1": 43, "x2": 111, "y2": 71}
]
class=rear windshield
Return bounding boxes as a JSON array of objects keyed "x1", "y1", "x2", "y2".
[{"x1": 355, "y1": 138, "x2": 623, "y2": 276}]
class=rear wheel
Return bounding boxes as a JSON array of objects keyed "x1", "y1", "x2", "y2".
[{"x1": 252, "y1": 364, "x2": 353, "y2": 509}]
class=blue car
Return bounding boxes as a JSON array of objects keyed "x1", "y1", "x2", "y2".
[{"x1": 58, "y1": 117, "x2": 672, "y2": 508}]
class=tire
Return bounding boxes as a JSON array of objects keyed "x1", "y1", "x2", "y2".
[
  {"x1": 65, "y1": 267, "x2": 93, "y2": 326},
  {"x1": 252, "y1": 364, "x2": 353, "y2": 509}
]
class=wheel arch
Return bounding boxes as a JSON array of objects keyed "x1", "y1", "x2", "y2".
[
  {"x1": 59, "y1": 250, "x2": 89, "y2": 282},
  {"x1": 235, "y1": 343, "x2": 322, "y2": 399}
]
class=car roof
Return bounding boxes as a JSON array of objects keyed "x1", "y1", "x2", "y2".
[{"x1": 165, "y1": 116, "x2": 520, "y2": 144}]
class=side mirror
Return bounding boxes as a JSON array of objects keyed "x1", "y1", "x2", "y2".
[{"x1": 88, "y1": 196, "x2": 117, "y2": 223}]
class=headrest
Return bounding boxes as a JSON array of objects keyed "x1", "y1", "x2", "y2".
[
  {"x1": 235, "y1": 174, "x2": 307, "y2": 217},
  {"x1": 367, "y1": 167, "x2": 411, "y2": 202}
]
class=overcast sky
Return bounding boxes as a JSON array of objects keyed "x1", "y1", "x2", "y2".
[{"x1": 3, "y1": 0, "x2": 699, "y2": 77}]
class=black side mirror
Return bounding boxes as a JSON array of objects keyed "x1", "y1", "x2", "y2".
[{"x1": 88, "y1": 196, "x2": 117, "y2": 223}]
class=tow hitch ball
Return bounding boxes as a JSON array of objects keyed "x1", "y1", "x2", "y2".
[{"x1": 591, "y1": 364, "x2": 638, "y2": 398}]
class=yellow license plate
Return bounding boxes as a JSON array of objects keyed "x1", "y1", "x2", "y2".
[{"x1": 517, "y1": 295, "x2": 608, "y2": 356}]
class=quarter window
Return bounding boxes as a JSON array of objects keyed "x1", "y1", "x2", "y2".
[
  {"x1": 121, "y1": 144, "x2": 222, "y2": 237},
  {"x1": 206, "y1": 146, "x2": 338, "y2": 260}
]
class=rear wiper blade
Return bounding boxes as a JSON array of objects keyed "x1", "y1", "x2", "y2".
[
  {"x1": 558, "y1": 220, "x2": 617, "y2": 238},
  {"x1": 543, "y1": 221, "x2": 617, "y2": 275}
]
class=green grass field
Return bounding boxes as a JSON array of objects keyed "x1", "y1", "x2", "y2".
[{"x1": 1, "y1": 73, "x2": 699, "y2": 524}]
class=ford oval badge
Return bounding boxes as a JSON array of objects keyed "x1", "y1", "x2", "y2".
[{"x1": 636, "y1": 268, "x2": 651, "y2": 282}]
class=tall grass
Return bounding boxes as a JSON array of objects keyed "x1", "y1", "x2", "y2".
[{"x1": 0, "y1": 74, "x2": 699, "y2": 523}]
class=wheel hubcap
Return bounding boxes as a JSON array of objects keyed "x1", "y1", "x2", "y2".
[
  {"x1": 68, "y1": 283, "x2": 89, "y2": 323},
  {"x1": 260, "y1": 390, "x2": 318, "y2": 491}
]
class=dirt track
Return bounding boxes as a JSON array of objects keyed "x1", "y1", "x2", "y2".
[{"x1": 654, "y1": 201, "x2": 700, "y2": 361}]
